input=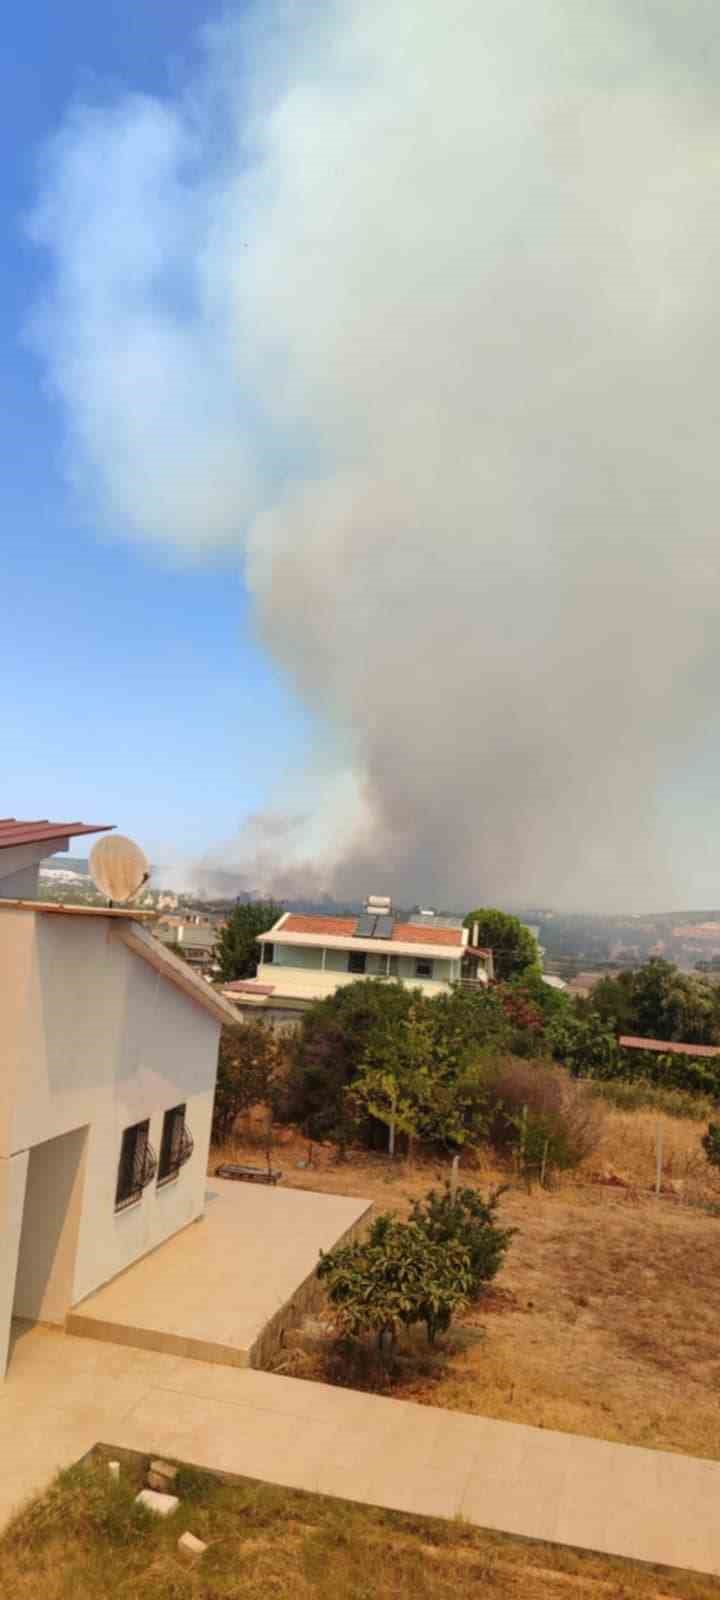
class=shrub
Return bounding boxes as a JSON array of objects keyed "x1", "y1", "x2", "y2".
[
  {"x1": 318, "y1": 1212, "x2": 473, "y2": 1346},
  {"x1": 702, "y1": 1122, "x2": 720, "y2": 1168},
  {"x1": 482, "y1": 1055, "x2": 604, "y2": 1178},
  {"x1": 588, "y1": 1077, "x2": 715, "y2": 1121},
  {"x1": 408, "y1": 1183, "x2": 514, "y2": 1298}
]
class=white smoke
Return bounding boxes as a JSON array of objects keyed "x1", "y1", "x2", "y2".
[{"x1": 28, "y1": 1, "x2": 720, "y2": 909}]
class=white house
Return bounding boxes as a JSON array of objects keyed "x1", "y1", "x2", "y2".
[
  {"x1": 223, "y1": 899, "x2": 493, "y2": 1025},
  {"x1": 0, "y1": 818, "x2": 237, "y2": 1377}
]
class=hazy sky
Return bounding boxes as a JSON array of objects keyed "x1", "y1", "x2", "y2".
[{"x1": 8, "y1": 1, "x2": 720, "y2": 910}]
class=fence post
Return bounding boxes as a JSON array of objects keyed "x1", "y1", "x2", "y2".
[
  {"x1": 655, "y1": 1122, "x2": 664, "y2": 1198},
  {"x1": 450, "y1": 1152, "x2": 460, "y2": 1199}
]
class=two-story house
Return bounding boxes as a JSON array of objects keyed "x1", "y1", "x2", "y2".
[{"x1": 223, "y1": 898, "x2": 493, "y2": 1026}]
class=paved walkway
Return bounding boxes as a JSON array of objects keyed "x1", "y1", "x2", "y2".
[
  {"x1": 67, "y1": 1179, "x2": 371, "y2": 1367},
  {"x1": 2, "y1": 1322, "x2": 720, "y2": 1578}
]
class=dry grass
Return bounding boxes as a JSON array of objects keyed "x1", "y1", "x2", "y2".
[
  {"x1": 1, "y1": 1452, "x2": 716, "y2": 1600},
  {"x1": 213, "y1": 1105, "x2": 720, "y2": 1461}
]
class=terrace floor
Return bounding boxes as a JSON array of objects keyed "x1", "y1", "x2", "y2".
[
  {"x1": 67, "y1": 1177, "x2": 371, "y2": 1368},
  {"x1": 2, "y1": 1321, "x2": 720, "y2": 1578}
]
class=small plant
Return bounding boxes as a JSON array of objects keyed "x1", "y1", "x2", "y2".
[{"x1": 702, "y1": 1122, "x2": 720, "y2": 1167}]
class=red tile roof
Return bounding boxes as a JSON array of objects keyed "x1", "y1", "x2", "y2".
[
  {"x1": 392, "y1": 922, "x2": 463, "y2": 947},
  {"x1": 0, "y1": 819, "x2": 113, "y2": 850},
  {"x1": 619, "y1": 1035, "x2": 720, "y2": 1058},
  {"x1": 278, "y1": 913, "x2": 463, "y2": 946},
  {"x1": 282, "y1": 915, "x2": 358, "y2": 936}
]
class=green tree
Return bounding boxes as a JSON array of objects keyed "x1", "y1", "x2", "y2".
[
  {"x1": 212, "y1": 1021, "x2": 283, "y2": 1143},
  {"x1": 353, "y1": 1001, "x2": 436, "y2": 1155},
  {"x1": 408, "y1": 1183, "x2": 514, "y2": 1299},
  {"x1": 318, "y1": 1213, "x2": 473, "y2": 1347},
  {"x1": 285, "y1": 980, "x2": 415, "y2": 1151},
  {"x1": 214, "y1": 899, "x2": 284, "y2": 983},
  {"x1": 590, "y1": 958, "x2": 720, "y2": 1045},
  {"x1": 463, "y1": 907, "x2": 539, "y2": 981}
]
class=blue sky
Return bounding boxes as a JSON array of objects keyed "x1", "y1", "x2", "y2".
[{"x1": 1, "y1": 1, "x2": 308, "y2": 865}]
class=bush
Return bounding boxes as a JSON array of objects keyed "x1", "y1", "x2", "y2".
[
  {"x1": 588, "y1": 1077, "x2": 715, "y2": 1121},
  {"x1": 408, "y1": 1183, "x2": 514, "y2": 1298},
  {"x1": 318, "y1": 1211, "x2": 473, "y2": 1346},
  {"x1": 482, "y1": 1055, "x2": 605, "y2": 1179},
  {"x1": 702, "y1": 1122, "x2": 720, "y2": 1167}
]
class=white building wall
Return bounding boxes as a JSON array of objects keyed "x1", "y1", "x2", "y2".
[{"x1": 0, "y1": 910, "x2": 220, "y2": 1331}]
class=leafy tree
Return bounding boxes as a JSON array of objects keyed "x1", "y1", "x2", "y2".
[
  {"x1": 547, "y1": 1011, "x2": 619, "y2": 1078},
  {"x1": 590, "y1": 959, "x2": 720, "y2": 1045},
  {"x1": 286, "y1": 980, "x2": 415, "y2": 1151},
  {"x1": 212, "y1": 1021, "x2": 284, "y2": 1143},
  {"x1": 463, "y1": 907, "x2": 539, "y2": 981},
  {"x1": 214, "y1": 899, "x2": 284, "y2": 983},
  {"x1": 318, "y1": 1212, "x2": 473, "y2": 1347},
  {"x1": 353, "y1": 1001, "x2": 436, "y2": 1155},
  {"x1": 408, "y1": 1184, "x2": 514, "y2": 1298},
  {"x1": 353, "y1": 1001, "x2": 491, "y2": 1158}
]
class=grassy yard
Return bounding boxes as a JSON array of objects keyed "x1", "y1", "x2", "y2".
[
  {"x1": 1, "y1": 1452, "x2": 716, "y2": 1600},
  {"x1": 212, "y1": 1105, "x2": 720, "y2": 1461}
]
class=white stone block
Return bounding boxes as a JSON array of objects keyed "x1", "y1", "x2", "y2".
[
  {"x1": 108, "y1": 1461, "x2": 120, "y2": 1481},
  {"x1": 135, "y1": 1488, "x2": 180, "y2": 1518},
  {"x1": 177, "y1": 1531, "x2": 207, "y2": 1563}
]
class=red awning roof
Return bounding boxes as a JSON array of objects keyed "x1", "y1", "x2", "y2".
[
  {"x1": 619, "y1": 1034, "x2": 720, "y2": 1059},
  {"x1": 0, "y1": 819, "x2": 113, "y2": 850}
]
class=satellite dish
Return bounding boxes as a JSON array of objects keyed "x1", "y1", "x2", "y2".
[{"x1": 89, "y1": 835, "x2": 150, "y2": 905}]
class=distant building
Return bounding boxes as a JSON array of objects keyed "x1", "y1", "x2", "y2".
[
  {"x1": 155, "y1": 918, "x2": 218, "y2": 976},
  {"x1": 223, "y1": 897, "x2": 492, "y2": 1026}
]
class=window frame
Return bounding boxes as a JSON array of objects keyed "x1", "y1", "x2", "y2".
[
  {"x1": 115, "y1": 1120, "x2": 156, "y2": 1211},
  {"x1": 348, "y1": 950, "x2": 367, "y2": 975},
  {"x1": 157, "y1": 1103, "x2": 193, "y2": 1186},
  {"x1": 415, "y1": 958, "x2": 433, "y2": 979}
]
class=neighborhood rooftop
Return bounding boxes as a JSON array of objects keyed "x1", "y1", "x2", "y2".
[
  {"x1": 0, "y1": 818, "x2": 113, "y2": 849},
  {"x1": 266, "y1": 913, "x2": 465, "y2": 947}
]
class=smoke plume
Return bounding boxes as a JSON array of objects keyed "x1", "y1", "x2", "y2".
[{"x1": 29, "y1": 1, "x2": 720, "y2": 909}]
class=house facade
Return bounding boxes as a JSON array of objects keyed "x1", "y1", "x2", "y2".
[
  {"x1": 223, "y1": 901, "x2": 492, "y2": 1026},
  {"x1": 0, "y1": 819, "x2": 236, "y2": 1377}
]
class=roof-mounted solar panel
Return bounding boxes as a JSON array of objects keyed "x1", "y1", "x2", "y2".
[
  {"x1": 355, "y1": 913, "x2": 376, "y2": 937},
  {"x1": 374, "y1": 915, "x2": 394, "y2": 939}
]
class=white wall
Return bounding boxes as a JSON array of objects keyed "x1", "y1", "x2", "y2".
[
  {"x1": 0, "y1": 909, "x2": 221, "y2": 1347},
  {"x1": 0, "y1": 1152, "x2": 28, "y2": 1375},
  {"x1": 13, "y1": 1127, "x2": 88, "y2": 1323}
]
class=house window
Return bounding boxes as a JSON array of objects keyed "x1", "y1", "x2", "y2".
[
  {"x1": 263, "y1": 943, "x2": 275, "y2": 964},
  {"x1": 348, "y1": 950, "x2": 367, "y2": 974},
  {"x1": 115, "y1": 1121, "x2": 157, "y2": 1211},
  {"x1": 157, "y1": 1104, "x2": 194, "y2": 1185},
  {"x1": 415, "y1": 959, "x2": 433, "y2": 979}
]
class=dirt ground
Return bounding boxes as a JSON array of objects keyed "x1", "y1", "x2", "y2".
[{"x1": 212, "y1": 1105, "x2": 720, "y2": 1461}]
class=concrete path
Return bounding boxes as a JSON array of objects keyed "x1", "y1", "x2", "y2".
[
  {"x1": 2, "y1": 1322, "x2": 720, "y2": 1578},
  {"x1": 67, "y1": 1179, "x2": 371, "y2": 1367}
]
